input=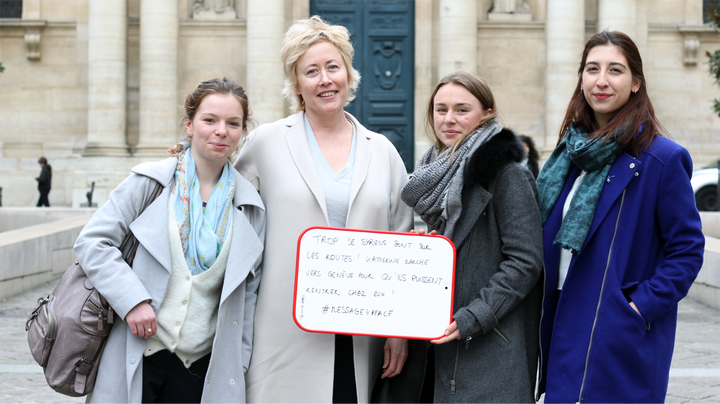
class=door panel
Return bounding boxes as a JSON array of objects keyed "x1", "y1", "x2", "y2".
[{"x1": 311, "y1": 0, "x2": 415, "y2": 171}]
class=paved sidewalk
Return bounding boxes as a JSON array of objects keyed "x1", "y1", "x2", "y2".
[{"x1": 1, "y1": 280, "x2": 719, "y2": 403}]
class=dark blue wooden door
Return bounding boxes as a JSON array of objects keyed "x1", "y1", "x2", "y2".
[{"x1": 311, "y1": 0, "x2": 415, "y2": 171}]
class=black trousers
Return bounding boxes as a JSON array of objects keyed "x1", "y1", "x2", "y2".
[
  {"x1": 37, "y1": 191, "x2": 50, "y2": 207},
  {"x1": 333, "y1": 334, "x2": 358, "y2": 403},
  {"x1": 142, "y1": 350, "x2": 211, "y2": 403}
]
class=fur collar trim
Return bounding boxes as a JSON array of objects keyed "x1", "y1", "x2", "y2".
[{"x1": 466, "y1": 128, "x2": 526, "y2": 189}]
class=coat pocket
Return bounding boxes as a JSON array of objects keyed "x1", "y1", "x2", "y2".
[
  {"x1": 492, "y1": 327, "x2": 511, "y2": 345},
  {"x1": 620, "y1": 282, "x2": 647, "y2": 329},
  {"x1": 27, "y1": 296, "x2": 57, "y2": 367}
]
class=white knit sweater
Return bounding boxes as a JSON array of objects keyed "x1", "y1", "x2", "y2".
[{"x1": 144, "y1": 202, "x2": 232, "y2": 367}]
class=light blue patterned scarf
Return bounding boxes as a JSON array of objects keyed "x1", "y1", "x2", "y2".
[{"x1": 172, "y1": 145, "x2": 235, "y2": 275}]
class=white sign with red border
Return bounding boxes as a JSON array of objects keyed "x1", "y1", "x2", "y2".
[{"x1": 293, "y1": 227, "x2": 456, "y2": 340}]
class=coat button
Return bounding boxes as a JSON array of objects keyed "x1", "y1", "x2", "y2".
[
  {"x1": 634, "y1": 172, "x2": 639, "y2": 177},
  {"x1": 130, "y1": 358, "x2": 136, "y2": 364},
  {"x1": 629, "y1": 163, "x2": 636, "y2": 169}
]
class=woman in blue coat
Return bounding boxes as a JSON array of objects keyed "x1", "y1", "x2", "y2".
[{"x1": 537, "y1": 31, "x2": 705, "y2": 403}]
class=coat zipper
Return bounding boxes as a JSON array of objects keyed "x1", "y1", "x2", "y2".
[
  {"x1": 451, "y1": 231, "x2": 474, "y2": 395},
  {"x1": 88, "y1": 299, "x2": 108, "y2": 332},
  {"x1": 536, "y1": 268, "x2": 547, "y2": 401},
  {"x1": 577, "y1": 190, "x2": 626, "y2": 403}
]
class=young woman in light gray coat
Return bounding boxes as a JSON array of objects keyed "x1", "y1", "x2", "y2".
[
  {"x1": 402, "y1": 71, "x2": 543, "y2": 402},
  {"x1": 74, "y1": 78, "x2": 265, "y2": 403}
]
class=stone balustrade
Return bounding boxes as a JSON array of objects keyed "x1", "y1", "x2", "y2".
[
  {"x1": 0, "y1": 211, "x2": 93, "y2": 300},
  {"x1": 688, "y1": 212, "x2": 720, "y2": 310}
]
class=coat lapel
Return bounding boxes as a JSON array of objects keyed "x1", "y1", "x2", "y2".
[
  {"x1": 130, "y1": 185, "x2": 172, "y2": 274},
  {"x1": 221, "y1": 209, "x2": 263, "y2": 304},
  {"x1": 284, "y1": 112, "x2": 329, "y2": 224},
  {"x1": 583, "y1": 153, "x2": 640, "y2": 248},
  {"x1": 221, "y1": 172, "x2": 265, "y2": 303},
  {"x1": 450, "y1": 184, "x2": 492, "y2": 248},
  {"x1": 348, "y1": 113, "x2": 371, "y2": 213}
]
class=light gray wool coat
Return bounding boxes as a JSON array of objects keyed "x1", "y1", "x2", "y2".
[
  {"x1": 429, "y1": 128, "x2": 544, "y2": 403},
  {"x1": 74, "y1": 157, "x2": 266, "y2": 403}
]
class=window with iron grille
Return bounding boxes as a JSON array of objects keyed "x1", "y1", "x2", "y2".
[{"x1": 0, "y1": 0, "x2": 22, "y2": 18}]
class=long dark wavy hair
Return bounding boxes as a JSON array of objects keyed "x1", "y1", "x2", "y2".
[{"x1": 558, "y1": 30, "x2": 667, "y2": 156}]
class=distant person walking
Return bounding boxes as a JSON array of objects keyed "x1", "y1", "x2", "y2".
[{"x1": 35, "y1": 157, "x2": 51, "y2": 207}]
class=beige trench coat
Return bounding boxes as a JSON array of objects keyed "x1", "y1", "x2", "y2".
[{"x1": 234, "y1": 111, "x2": 413, "y2": 403}]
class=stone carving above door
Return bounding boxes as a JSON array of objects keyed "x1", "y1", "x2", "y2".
[
  {"x1": 488, "y1": 0, "x2": 531, "y2": 21},
  {"x1": 192, "y1": 0, "x2": 237, "y2": 20}
]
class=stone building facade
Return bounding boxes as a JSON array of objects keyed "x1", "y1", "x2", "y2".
[{"x1": 0, "y1": 0, "x2": 718, "y2": 207}]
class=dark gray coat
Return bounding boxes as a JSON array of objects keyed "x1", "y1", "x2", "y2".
[{"x1": 432, "y1": 129, "x2": 543, "y2": 403}]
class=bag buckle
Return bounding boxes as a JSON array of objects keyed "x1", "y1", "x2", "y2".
[
  {"x1": 75, "y1": 358, "x2": 94, "y2": 375},
  {"x1": 25, "y1": 296, "x2": 49, "y2": 331}
]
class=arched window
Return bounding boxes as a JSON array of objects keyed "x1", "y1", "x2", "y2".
[
  {"x1": 706, "y1": 0, "x2": 720, "y2": 23},
  {"x1": 0, "y1": 0, "x2": 22, "y2": 18}
]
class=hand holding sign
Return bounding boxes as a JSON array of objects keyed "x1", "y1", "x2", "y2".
[{"x1": 294, "y1": 227, "x2": 456, "y2": 340}]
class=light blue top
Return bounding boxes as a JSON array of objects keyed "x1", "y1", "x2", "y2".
[{"x1": 305, "y1": 114, "x2": 357, "y2": 228}]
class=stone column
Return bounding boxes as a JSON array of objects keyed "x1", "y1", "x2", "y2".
[
  {"x1": 246, "y1": 0, "x2": 285, "y2": 126},
  {"x1": 84, "y1": 0, "x2": 129, "y2": 157},
  {"x1": 134, "y1": 0, "x2": 178, "y2": 156},
  {"x1": 598, "y1": 0, "x2": 636, "y2": 39},
  {"x1": 544, "y1": 0, "x2": 584, "y2": 154},
  {"x1": 438, "y1": 0, "x2": 477, "y2": 78}
]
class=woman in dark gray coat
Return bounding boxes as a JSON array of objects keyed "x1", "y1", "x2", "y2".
[{"x1": 401, "y1": 71, "x2": 543, "y2": 402}]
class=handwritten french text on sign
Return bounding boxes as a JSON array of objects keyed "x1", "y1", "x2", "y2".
[{"x1": 293, "y1": 227, "x2": 456, "y2": 340}]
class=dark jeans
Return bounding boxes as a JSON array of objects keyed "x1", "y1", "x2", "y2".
[
  {"x1": 142, "y1": 350, "x2": 211, "y2": 403},
  {"x1": 37, "y1": 191, "x2": 50, "y2": 207}
]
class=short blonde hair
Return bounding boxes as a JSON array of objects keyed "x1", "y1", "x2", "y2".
[{"x1": 281, "y1": 15, "x2": 361, "y2": 113}]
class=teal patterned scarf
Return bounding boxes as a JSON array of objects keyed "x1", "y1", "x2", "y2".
[
  {"x1": 537, "y1": 122, "x2": 624, "y2": 254},
  {"x1": 172, "y1": 145, "x2": 235, "y2": 275}
]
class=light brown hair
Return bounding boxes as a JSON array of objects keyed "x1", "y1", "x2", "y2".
[
  {"x1": 169, "y1": 77, "x2": 253, "y2": 157},
  {"x1": 426, "y1": 71, "x2": 500, "y2": 154}
]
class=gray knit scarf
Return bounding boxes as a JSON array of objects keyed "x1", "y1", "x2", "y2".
[{"x1": 401, "y1": 120, "x2": 502, "y2": 237}]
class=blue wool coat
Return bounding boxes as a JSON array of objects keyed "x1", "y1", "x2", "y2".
[{"x1": 538, "y1": 135, "x2": 705, "y2": 403}]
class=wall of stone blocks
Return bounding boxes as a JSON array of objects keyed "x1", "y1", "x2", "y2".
[
  {"x1": 0, "y1": 207, "x2": 95, "y2": 232},
  {"x1": 1, "y1": 0, "x2": 720, "y2": 207}
]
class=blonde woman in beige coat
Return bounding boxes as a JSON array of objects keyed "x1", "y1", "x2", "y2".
[{"x1": 234, "y1": 16, "x2": 413, "y2": 403}]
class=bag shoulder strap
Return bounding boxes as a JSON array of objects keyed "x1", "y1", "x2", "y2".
[{"x1": 119, "y1": 180, "x2": 164, "y2": 267}]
